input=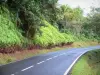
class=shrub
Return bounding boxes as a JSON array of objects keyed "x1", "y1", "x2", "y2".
[
  {"x1": 0, "y1": 15, "x2": 23, "y2": 47},
  {"x1": 0, "y1": 7, "x2": 24, "y2": 53},
  {"x1": 33, "y1": 20, "x2": 74, "y2": 47}
]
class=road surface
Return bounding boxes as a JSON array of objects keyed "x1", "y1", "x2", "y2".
[{"x1": 0, "y1": 46, "x2": 100, "y2": 75}]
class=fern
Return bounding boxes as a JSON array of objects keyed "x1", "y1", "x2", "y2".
[{"x1": 33, "y1": 20, "x2": 75, "y2": 47}]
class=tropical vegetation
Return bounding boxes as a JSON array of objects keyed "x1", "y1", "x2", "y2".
[{"x1": 0, "y1": 0, "x2": 100, "y2": 53}]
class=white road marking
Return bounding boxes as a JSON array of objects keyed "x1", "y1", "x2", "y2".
[
  {"x1": 53, "y1": 56, "x2": 58, "y2": 58},
  {"x1": 64, "y1": 51, "x2": 87, "y2": 75},
  {"x1": 46, "y1": 58, "x2": 53, "y2": 61},
  {"x1": 21, "y1": 66, "x2": 34, "y2": 71},
  {"x1": 11, "y1": 54, "x2": 62, "y2": 75},
  {"x1": 37, "y1": 61, "x2": 45, "y2": 64}
]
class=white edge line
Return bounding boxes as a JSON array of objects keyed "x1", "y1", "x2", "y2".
[
  {"x1": 64, "y1": 51, "x2": 87, "y2": 75},
  {"x1": 21, "y1": 66, "x2": 34, "y2": 71}
]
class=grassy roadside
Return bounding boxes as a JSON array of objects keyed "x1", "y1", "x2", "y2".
[
  {"x1": 70, "y1": 49, "x2": 100, "y2": 75},
  {"x1": 0, "y1": 46, "x2": 70, "y2": 65},
  {"x1": 0, "y1": 41, "x2": 99, "y2": 65}
]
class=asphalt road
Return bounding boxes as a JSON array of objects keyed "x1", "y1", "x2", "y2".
[{"x1": 0, "y1": 46, "x2": 100, "y2": 75}]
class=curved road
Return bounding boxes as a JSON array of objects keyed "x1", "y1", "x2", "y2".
[{"x1": 0, "y1": 46, "x2": 100, "y2": 75}]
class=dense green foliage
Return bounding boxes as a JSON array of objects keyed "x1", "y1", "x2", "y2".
[
  {"x1": 6, "y1": 0, "x2": 59, "y2": 38},
  {"x1": 57, "y1": 5, "x2": 83, "y2": 33},
  {"x1": 0, "y1": 7, "x2": 23, "y2": 48},
  {"x1": 0, "y1": 0, "x2": 100, "y2": 52},
  {"x1": 33, "y1": 20, "x2": 74, "y2": 47},
  {"x1": 82, "y1": 9, "x2": 100, "y2": 40}
]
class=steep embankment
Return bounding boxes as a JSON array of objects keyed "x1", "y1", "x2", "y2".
[
  {"x1": 33, "y1": 20, "x2": 74, "y2": 47},
  {"x1": 70, "y1": 49, "x2": 100, "y2": 75},
  {"x1": 0, "y1": 6, "x2": 23, "y2": 53},
  {"x1": 0, "y1": 6, "x2": 75, "y2": 52}
]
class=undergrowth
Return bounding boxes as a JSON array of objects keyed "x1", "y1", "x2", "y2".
[
  {"x1": 0, "y1": 6, "x2": 99, "y2": 53},
  {"x1": 33, "y1": 20, "x2": 74, "y2": 47},
  {"x1": 0, "y1": 6, "x2": 24, "y2": 52}
]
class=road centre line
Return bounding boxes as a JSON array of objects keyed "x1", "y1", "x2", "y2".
[
  {"x1": 53, "y1": 55, "x2": 58, "y2": 58},
  {"x1": 11, "y1": 54, "x2": 65, "y2": 75},
  {"x1": 46, "y1": 58, "x2": 52, "y2": 60},
  {"x1": 21, "y1": 65, "x2": 34, "y2": 72},
  {"x1": 37, "y1": 61, "x2": 45, "y2": 65}
]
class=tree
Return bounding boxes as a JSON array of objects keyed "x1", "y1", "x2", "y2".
[
  {"x1": 57, "y1": 5, "x2": 84, "y2": 35},
  {"x1": 82, "y1": 7, "x2": 100, "y2": 39},
  {"x1": 6, "y1": 0, "x2": 58, "y2": 39}
]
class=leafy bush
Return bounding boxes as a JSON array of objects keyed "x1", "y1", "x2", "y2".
[
  {"x1": 0, "y1": 11, "x2": 23, "y2": 48},
  {"x1": 33, "y1": 20, "x2": 74, "y2": 47}
]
